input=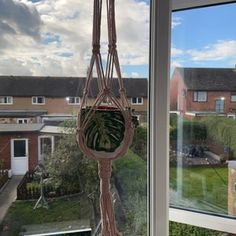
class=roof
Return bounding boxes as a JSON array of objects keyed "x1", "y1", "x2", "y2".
[
  {"x1": 0, "y1": 110, "x2": 47, "y2": 117},
  {"x1": 0, "y1": 76, "x2": 148, "y2": 98},
  {"x1": 0, "y1": 123, "x2": 44, "y2": 132},
  {"x1": 175, "y1": 67, "x2": 236, "y2": 91},
  {"x1": 40, "y1": 125, "x2": 69, "y2": 134}
]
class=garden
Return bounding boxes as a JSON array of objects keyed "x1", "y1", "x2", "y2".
[{"x1": 1, "y1": 116, "x2": 234, "y2": 235}]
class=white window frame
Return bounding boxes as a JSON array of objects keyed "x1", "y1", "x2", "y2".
[
  {"x1": 131, "y1": 97, "x2": 143, "y2": 105},
  {"x1": 32, "y1": 96, "x2": 45, "y2": 105},
  {"x1": 0, "y1": 96, "x2": 13, "y2": 105},
  {"x1": 17, "y1": 118, "x2": 29, "y2": 124},
  {"x1": 66, "y1": 96, "x2": 80, "y2": 105},
  {"x1": 151, "y1": 0, "x2": 236, "y2": 235},
  {"x1": 38, "y1": 135, "x2": 55, "y2": 162}
]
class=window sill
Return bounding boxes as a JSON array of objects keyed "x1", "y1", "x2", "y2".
[{"x1": 169, "y1": 207, "x2": 236, "y2": 234}]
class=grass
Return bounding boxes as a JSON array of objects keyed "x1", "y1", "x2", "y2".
[
  {"x1": 170, "y1": 166, "x2": 228, "y2": 213},
  {"x1": 0, "y1": 195, "x2": 92, "y2": 236}
]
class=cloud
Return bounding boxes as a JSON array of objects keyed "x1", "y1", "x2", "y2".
[
  {"x1": 131, "y1": 72, "x2": 140, "y2": 78},
  {"x1": 0, "y1": 0, "x2": 150, "y2": 76},
  {"x1": 187, "y1": 40, "x2": 236, "y2": 61},
  {"x1": 171, "y1": 47, "x2": 183, "y2": 57},
  {"x1": 0, "y1": 0, "x2": 42, "y2": 40},
  {"x1": 172, "y1": 17, "x2": 182, "y2": 29}
]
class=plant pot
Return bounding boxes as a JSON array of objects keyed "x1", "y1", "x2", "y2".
[{"x1": 80, "y1": 106, "x2": 125, "y2": 153}]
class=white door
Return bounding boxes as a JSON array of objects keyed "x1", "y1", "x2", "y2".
[{"x1": 11, "y1": 139, "x2": 29, "y2": 175}]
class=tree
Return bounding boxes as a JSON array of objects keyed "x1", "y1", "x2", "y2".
[{"x1": 45, "y1": 120, "x2": 100, "y2": 222}]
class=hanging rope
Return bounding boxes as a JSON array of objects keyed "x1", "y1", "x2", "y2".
[{"x1": 77, "y1": 0, "x2": 134, "y2": 235}]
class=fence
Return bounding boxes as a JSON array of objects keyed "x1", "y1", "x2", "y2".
[
  {"x1": 0, "y1": 170, "x2": 8, "y2": 190},
  {"x1": 17, "y1": 171, "x2": 81, "y2": 200}
]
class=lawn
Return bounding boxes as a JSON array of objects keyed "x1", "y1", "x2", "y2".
[
  {"x1": 170, "y1": 166, "x2": 228, "y2": 214},
  {"x1": 0, "y1": 195, "x2": 93, "y2": 236}
]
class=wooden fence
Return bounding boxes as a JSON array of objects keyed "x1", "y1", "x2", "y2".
[
  {"x1": 17, "y1": 171, "x2": 81, "y2": 200},
  {"x1": 0, "y1": 170, "x2": 8, "y2": 190}
]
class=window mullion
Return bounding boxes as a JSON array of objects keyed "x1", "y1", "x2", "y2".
[{"x1": 149, "y1": 0, "x2": 171, "y2": 235}]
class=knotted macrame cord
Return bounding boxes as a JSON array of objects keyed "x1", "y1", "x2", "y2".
[{"x1": 77, "y1": 1, "x2": 134, "y2": 235}]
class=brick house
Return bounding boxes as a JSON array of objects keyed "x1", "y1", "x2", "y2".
[
  {"x1": 0, "y1": 76, "x2": 148, "y2": 123},
  {"x1": 170, "y1": 67, "x2": 236, "y2": 118},
  {"x1": 0, "y1": 76, "x2": 147, "y2": 175},
  {"x1": 0, "y1": 124, "x2": 43, "y2": 175}
]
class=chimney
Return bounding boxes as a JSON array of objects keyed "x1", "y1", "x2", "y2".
[{"x1": 228, "y1": 161, "x2": 236, "y2": 216}]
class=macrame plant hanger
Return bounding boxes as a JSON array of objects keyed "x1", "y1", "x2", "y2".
[{"x1": 77, "y1": 0, "x2": 134, "y2": 235}]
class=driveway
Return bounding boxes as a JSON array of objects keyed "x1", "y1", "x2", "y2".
[{"x1": 0, "y1": 176, "x2": 22, "y2": 223}]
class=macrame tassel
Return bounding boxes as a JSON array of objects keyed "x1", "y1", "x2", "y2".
[{"x1": 98, "y1": 160, "x2": 120, "y2": 236}]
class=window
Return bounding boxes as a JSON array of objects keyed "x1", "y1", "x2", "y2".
[
  {"x1": 13, "y1": 140, "x2": 27, "y2": 157},
  {"x1": 0, "y1": 96, "x2": 13, "y2": 104},
  {"x1": 193, "y1": 91, "x2": 207, "y2": 102},
  {"x1": 231, "y1": 94, "x2": 236, "y2": 102},
  {"x1": 215, "y1": 99, "x2": 225, "y2": 113},
  {"x1": 170, "y1": 2, "x2": 236, "y2": 235},
  {"x1": 17, "y1": 118, "x2": 29, "y2": 124},
  {"x1": 131, "y1": 97, "x2": 143, "y2": 105},
  {"x1": 32, "y1": 96, "x2": 45, "y2": 104},
  {"x1": 66, "y1": 96, "x2": 80, "y2": 105},
  {"x1": 0, "y1": 1, "x2": 149, "y2": 235},
  {"x1": 38, "y1": 136, "x2": 54, "y2": 162}
]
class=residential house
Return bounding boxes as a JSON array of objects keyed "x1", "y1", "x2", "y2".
[
  {"x1": 0, "y1": 124, "x2": 43, "y2": 175},
  {"x1": 170, "y1": 67, "x2": 236, "y2": 119},
  {"x1": 0, "y1": 76, "x2": 148, "y2": 175},
  {"x1": 0, "y1": 76, "x2": 148, "y2": 123}
]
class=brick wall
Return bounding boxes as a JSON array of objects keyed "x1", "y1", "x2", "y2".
[
  {"x1": 0, "y1": 132, "x2": 39, "y2": 172},
  {"x1": 187, "y1": 91, "x2": 236, "y2": 113},
  {"x1": 0, "y1": 96, "x2": 147, "y2": 120}
]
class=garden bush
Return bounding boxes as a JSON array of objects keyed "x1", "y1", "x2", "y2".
[
  {"x1": 170, "y1": 118, "x2": 207, "y2": 142},
  {"x1": 170, "y1": 222, "x2": 224, "y2": 236},
  {"x1": 204, "y1": 117, "x2": 236, "y2": 158}
]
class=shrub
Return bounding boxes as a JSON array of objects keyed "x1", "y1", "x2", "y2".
[
  {"x1": 130, "y1": 126, "x2": 147, "y2": 159},
  {"x1": 170, "y1": 119, "x2": 207, "y2": 142},
  {"x1": 170, "y1": 222, "x2": 224, "y2": 236},
  {"x1": 204, "y1": 117, "x2": 236, "y2": 158}
]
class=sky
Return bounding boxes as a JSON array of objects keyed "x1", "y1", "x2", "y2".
[{"x1": 0, "y1": 0, "x2": 235, "y2": 78}]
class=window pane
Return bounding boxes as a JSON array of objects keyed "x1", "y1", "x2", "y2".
[
  {"x1": 14, "y1": 140, "x2": 26, "y2": 157},
  {"x1": 231, "y1": 95, "x2": 236, "y2": 102},
  {"x1": 170, "y1": 2, "x2": 236, "y2": 228},
  {"x1": 132, "y1": 97, "x2": 137, "y2": 104},
  {"x1": 40, "y1": 137, "x2": 52, "y2": 156},
  {"x1": 0, "y1": 1, "x2": 149, "y2": 235}
]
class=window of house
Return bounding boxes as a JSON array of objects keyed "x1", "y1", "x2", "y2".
[
  {"x1": 131, "y1": 97, "x2": 143, "y2": 105},
  {"x1": 17, "y1": 118, "x2": 29, "y2": 124},
  {"x1": 66, "y1": 97, "x2": 80, "y2": 105},
  {"x1": 0, "y1": 96, "x2": 13, "y2": 104},
  {"x1": 13, "y1": 140, "x2": 27, "y2": 157},
  {"x1": 215, "y1": 99, "x2": 225, "y2": 113},
  {"x1": 32, "y1": 96, "x2": 45, "y2": 105},
  {"x1": 231, "y1": 94, "x2": 236, "y2": 102},
  {"x1": 193, "y1": 91, "x2": 207, "y2": 102},
  {"x1": 38, "y1": 136, "x2": 54, "y2": 162}
]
